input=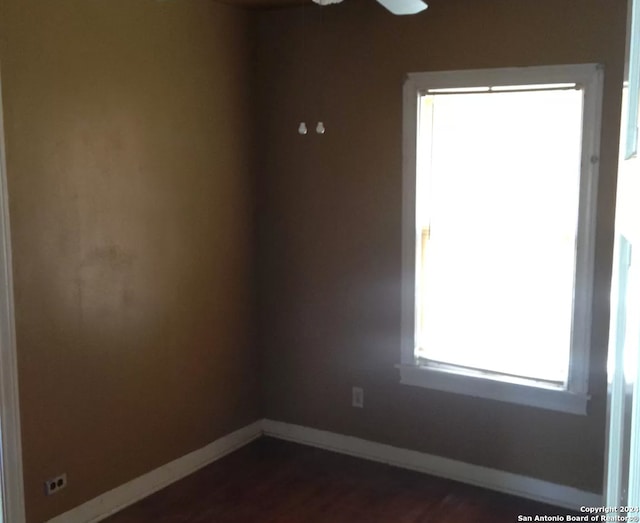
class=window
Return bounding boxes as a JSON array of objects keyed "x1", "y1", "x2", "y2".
[{"x1": 399, "y1": 64, "x2": 604, "y2": 414}]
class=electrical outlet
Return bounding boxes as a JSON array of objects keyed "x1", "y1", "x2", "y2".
[
  {"x1": 352, "y1": 386, "x2": 364, "y2": 408},
  {"x1": 44, "y1": 473, "x2": 67, "y2": 496}
]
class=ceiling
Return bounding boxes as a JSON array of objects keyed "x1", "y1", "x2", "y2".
[{"x1": 219, "y1": 0, "x2": 308, "y2": 8}]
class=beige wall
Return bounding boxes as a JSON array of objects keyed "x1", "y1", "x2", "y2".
[
  {"x1": 255, "y1": 0, "x2": 626, "y2": 493},
  {"x1": 0, "y1": 1, "x2": 258, "y2": 521}
]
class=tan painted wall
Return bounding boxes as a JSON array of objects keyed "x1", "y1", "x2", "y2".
[
  {"x1": 255, "y1": 0, "x2": 626, "y2": 493},
  {"x1": 0, "y1": 1, "x2": 258, "y2": 521}
]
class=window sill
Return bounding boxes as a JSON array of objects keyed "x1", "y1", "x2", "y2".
[{"x1": 397, "y1": 364, "x2": 589, "y2": 415}]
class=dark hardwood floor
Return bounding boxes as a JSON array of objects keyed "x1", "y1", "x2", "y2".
[{"x1": 104, "y1": 437, "x2": 578, "y2": 522}]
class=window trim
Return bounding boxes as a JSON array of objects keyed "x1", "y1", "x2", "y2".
[
  {"x1": 400, "y1": 64, "x2": 604, "y2": 415},
  {"x1": 625, "y1": 0, "x2": 640, "y2": 159}
]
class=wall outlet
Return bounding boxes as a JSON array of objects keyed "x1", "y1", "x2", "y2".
[
  {"x1": 352, "y1": 386, "x2": 364, "y2": 408},
  {"x1": 44, "y1": 473, "x2": 67, "y2": 495}
]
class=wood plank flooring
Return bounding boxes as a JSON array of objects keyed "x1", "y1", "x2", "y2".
[{"x1": 104, "y1": 437, "x2": 580, "y2": 523}]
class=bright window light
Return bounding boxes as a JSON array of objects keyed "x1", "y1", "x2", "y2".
[
  {"x1": 415, "y1": 88, "x2": 583, "y2": 384},
  {"x1": 401, "y1": 65, "x2": 603, "y2": 413}
]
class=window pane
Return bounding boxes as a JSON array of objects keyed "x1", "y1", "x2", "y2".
[{"x1": 416, "y1": 89, "x2": 584, "y2": 384}]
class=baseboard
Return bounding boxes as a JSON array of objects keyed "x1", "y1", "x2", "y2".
[
  {"x1": 46, "y1": 418, "x2": 602, "y2": 522},
  {"x1": 46, "y1": 420, "x2": 263, "y2": 523},
  {"x1": 262, "y1": 419, "x2": 602, "y2": 511}
]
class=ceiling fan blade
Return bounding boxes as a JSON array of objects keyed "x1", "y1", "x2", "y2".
[{"x1": 375, "y1": 0, "x2": 427, "y2": 15}]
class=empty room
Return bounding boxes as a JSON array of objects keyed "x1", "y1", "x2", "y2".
[{"x1": 0, "y1": 0, "x2": 638, "y2": 521}]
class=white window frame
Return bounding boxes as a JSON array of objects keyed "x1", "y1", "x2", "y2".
[
  {"x1": 399, "y1": 64, "x2": 604, "y2": 415},
  {"x1": 626, "y1": 0, "x2": 640, "y2": 160}
]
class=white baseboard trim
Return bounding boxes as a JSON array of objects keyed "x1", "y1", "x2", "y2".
[
  {"x1": 46, "y1": 418, "x2": 602, "y2": 522},
  {"x1": 262, "y1": 419, "x2": 602, "y2": 511},
  {"x1": 46, "y1": 420, "x2": 263, "y2": 523}
]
